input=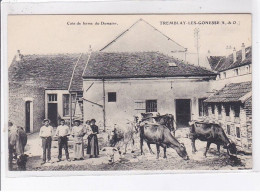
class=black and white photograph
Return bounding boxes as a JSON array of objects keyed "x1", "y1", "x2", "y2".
[{"x1": 6, "y1": 14, "x2": 252, "y2": 172}]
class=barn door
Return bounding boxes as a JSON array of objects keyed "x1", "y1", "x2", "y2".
[
  {"x1": 175, "y1": 99, "x2": 191, "y2": 128},
  {"x1": 25, "y1": 101, "x2": 31, "y2": 133},
  {"x1": 48, "y1": 103, "x2": 58, "y2": 127}
]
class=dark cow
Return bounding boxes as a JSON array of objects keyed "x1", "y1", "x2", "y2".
[
  {"x1": 109, "y1": 122, "x2": 137, "y2": 154},
  {"x1": 139, "y1": 113, "x2": 175, "y2": 133},
  {"x1": 139, "y1": 123, "x2": 189, "y2": 160},
  {"x1": 8, "y1": 125, "x2": 28, "y2": 170},
  {"x1": 189, "y1": 120, "x2": 237, "y2": 157},
  {"x1": 154, "y1": 114, "x2": 175, "y2": 134}
]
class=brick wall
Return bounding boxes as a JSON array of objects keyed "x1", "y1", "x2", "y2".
[{"x1": 9, "y1": 83, "x2": 45, "y2": 133}]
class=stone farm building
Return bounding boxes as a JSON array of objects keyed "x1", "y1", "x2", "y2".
[
  {"x1": 8, "y1": 19, "x2": 252, "y2": 153},
  {"x1": 9, "y1": 53, "x2": 89, "y2": 132},
  {"x1": 205, "y1": 44, "x2": 252, "y2": 153}
]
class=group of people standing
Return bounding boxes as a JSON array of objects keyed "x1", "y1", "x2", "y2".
[{"x1": 39, "y1": 118, "x2": 99, "y2": 165}]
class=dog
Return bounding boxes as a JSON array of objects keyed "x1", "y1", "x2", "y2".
[{"x1": 17, "y1": 154, "x2": 29, "y2": 171}]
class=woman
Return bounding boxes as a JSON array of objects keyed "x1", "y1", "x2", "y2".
[
  {"x1": 87, "y1": 119, "x2": 99, "y2": 158},
  {"x1": 71, "y1": 119, "x2": 86, "y2": 160}
]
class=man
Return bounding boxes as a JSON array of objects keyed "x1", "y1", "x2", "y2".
[
  {"x1": 39, "y1": 119, "x2": 53, "y2": 165},
  {"x1": 8, "y1": 121, "x2": 17, "y2": 170},
  {"x1": 55, "y1": 119, "x2": 71, "y2": 162}
]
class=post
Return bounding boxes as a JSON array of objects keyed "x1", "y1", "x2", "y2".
[
  {"x1": 69, "y1": 93, "x2": 72, "y2": 128},
  {"x1": 102, "y1": 79, "x2": 106, "y2": 131}
]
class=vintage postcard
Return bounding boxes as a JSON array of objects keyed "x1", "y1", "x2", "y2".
[{"x1": 6, "y1": 14, "x2": 252, "y2": 172}]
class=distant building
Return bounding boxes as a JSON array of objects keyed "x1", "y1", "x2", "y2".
[
  {"x1": 208, "y1": 43, "x2": 252, "y2": 90},
  {"x1": 205, "y1": 44, "x2": 252, "y2": 153},
  {"x1": 100, "y1": 18, "x2": 187, "y2": 61}
]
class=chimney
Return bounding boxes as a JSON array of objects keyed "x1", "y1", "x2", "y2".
[
  {"x1": 207, "y1": 50, "x2": 211, "y2": 57},
  {"x1": 241, "y1": 43, "x2": 246, "y2": 61},
  {"x1": 88, "y1": 45, "x2": 92, "y2": 52},
  {"x1": 16, "y1": 50, "x2": 23, "y2": 61},
  {"x1": 233, "y1": 47, "x2": 237, "y2": 62},
  {"x1": 225, "y1": 45, "x2": 232, "y2": 56}
]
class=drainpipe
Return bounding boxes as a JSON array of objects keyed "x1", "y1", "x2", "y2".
[{"x1": 102, "y1": 78, "x2": 106, "y2": 131}]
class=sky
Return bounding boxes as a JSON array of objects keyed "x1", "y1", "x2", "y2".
[{"x1": 8, "y1": 14, "x2": 251, "y2": 66}]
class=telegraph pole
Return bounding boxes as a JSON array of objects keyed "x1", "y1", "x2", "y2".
[{"x1": 194, "y1": 28, "x2": 200, "y2": 66}]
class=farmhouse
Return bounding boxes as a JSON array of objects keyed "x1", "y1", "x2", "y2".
[
  {"x1": 82, "y1": 51, "x2": 216, "y2": 129},
  {"x1": 8, "y1": 18, "x2": 252, "y2": 154}
]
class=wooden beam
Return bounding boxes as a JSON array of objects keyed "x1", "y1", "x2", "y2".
[{"x1": 82, "y1": 97, "x2": 103, "y2": 108}]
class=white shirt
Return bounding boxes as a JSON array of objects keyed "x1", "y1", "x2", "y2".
[
  {"x1": 39, "y1": 125, "x2": 53, "y2": 138},
  {"x1": 55, "y1": 125, "x2": 70, "y2": 137}
]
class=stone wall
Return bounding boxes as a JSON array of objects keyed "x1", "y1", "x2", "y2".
[
  {"x1": 206, "y1": 103, "x2": 252, "y2": 153},
  {"x1": 9, "y1": 83, "x2": 45, "y2": 133}
]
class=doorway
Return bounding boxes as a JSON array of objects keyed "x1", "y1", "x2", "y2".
[
  {"x1": 48, "y1": 103, "x2": 58, "y2": 127},
  {"x1": 175, "y1": 99, "x2": 191, "y2": 128},
  {"x1": 25, "y1": 101, "x2": 31, "y2": 133}
]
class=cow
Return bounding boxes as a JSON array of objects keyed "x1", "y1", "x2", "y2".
[
  {"x1": 101, "y1": 147, "x2": 122, "y2": 163},
  {"x1": 109, "y1": 122, "x2": 137, "y2": 154},
  {"x1": 137, "y1": 113, "x2": 175, "y2": 133},
  {"x1": 189, "y1": 120, "x2": 237, "y2": 157},
  {"x1": 139, "y1": 122, "x2": 189, "y2": 160},
  {"x1": 154, "y1": 114, "x2": 175, "y2": 135},
  {"x1": 8, "y1": 125, "x2": 28, "y2": 170}
]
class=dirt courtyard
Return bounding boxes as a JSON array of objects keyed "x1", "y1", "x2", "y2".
[{"x1": 17, "y1": 128, "x2": 252, "y2": 171}]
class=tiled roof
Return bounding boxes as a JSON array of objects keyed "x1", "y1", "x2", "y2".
[
  {"x1": 9, "y1": 53, "x2": 86, "y2": 90},
  {"x1": 207, "y1": 46, "x2": 252, "y2": 72},
  {"x1": 83, "y1": 52, "x2": 217, "y2": 79},
  {"x1": 69, "y1": 53, "x2": 90, "y2": 92},
  {"x1": 204, "y1": 81, "x2": 252, "y2": 103}
]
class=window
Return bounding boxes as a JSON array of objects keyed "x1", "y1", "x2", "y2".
[
  {"x1": 223, "y1": 72, "x2": 226, "y2": 78},
  {"x1": 234, "y1": 104, "x2": 240, "y2": 117},
  {"x1": 225, "y1": 104, "x2": 230, "y2": 116},
  {"x1": 146, "y1": 100, "x2": 157, "y2": 112},
  {"x1": 236, "y1": 127, "x2": 241, "y2": 138},
  {"x1": 234, "y1": 68, "x2": 239, "y2": 76},
  {"x1": 63, "y1": 94, "x2": 70, "y2": 116},
  {"x1": 62, "y1": 94, "x2": 77, "y2": 117},
  {"x1": 48, "y1": 94, "x2": 57, "y2": 102},
  {"x1": 108, "y1": 92, "x2": 116, "y2": 102},
  {"x1": 198, "y1": 98, "x2": 207, "y2": 116},
  {"x1": 217, "y1": 104, "x2": 222, "y2": 115},
  {"x1": 227, "y1": 125, "x2": 231, "y2": 135},
  {"x1": 211, "y1": 104, "x2": 215, "y2": 114}
]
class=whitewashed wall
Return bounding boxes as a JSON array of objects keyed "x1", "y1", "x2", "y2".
[
  {"x1": 83, "y1": 77, "x2": 212, "y2": 129},
  {"x1": 211, "y1": 64, "x2": 252, "y2": 91}
]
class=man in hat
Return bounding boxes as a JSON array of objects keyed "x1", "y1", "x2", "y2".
[
  {"x1": 71, "y1": 119, "x2": 86, "y2": 160},
  {"x1": 39, "y1": 119, "x2": 53, "y2": 165},
  {"x1": 55, "y1": 119, "x2": 70, "y2": 162}
]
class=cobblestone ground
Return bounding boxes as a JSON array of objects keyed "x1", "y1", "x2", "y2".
[{"x1": 13, "y1": 128, "x2": 252, "y2": 171}]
